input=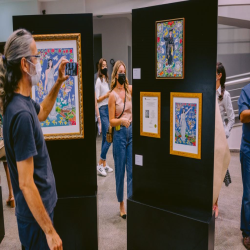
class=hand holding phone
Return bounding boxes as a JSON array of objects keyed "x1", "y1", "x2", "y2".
[{"x1": 65, "y1": 62, "x2": 78, "y2": 76}]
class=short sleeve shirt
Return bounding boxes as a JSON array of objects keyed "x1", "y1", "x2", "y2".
[
  {"x1": 238, "y1": 83, "x2": 250, "y2": 156},
  {"x1": 3, "y1": 94, "x2": 57, "y2": 222}
]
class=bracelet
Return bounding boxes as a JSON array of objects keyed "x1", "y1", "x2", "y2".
[{"x1": 97, "y1": 116, "x2": 100, "y2": 119}]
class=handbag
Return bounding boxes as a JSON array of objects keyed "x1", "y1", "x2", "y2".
[{"x1": 106, "y1": 93, "x2": 126, "y2": 143}]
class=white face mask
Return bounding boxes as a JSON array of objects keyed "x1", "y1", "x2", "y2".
[{"x1": 27, "y1": 60, "x2": 42, "y2": 86}]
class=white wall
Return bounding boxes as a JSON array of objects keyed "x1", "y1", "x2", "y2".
[
  {"x1": 93, "y1": 17, "x2": 132, "y2": 82},
  {"x1": 228, "y1": 125, "x2": 242, "y2": 150},
  {"x1": 40, "y1": 0, "x2": 85, "y2": 15},
  {"x1": 0, "y1": 0, "x2": 40, "y2": 42}
]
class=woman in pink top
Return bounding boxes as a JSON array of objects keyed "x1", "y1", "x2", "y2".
[{"x1": 109, "y1": 61, "x2": 132, "y2": 219}]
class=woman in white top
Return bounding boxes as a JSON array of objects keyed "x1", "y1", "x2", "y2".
[
  {"x1": 214, "y1": 62, "x2": 235, "y2": 218},
  {"x1": 95, "y1": 58, "x2": 113, "y2": 176}
]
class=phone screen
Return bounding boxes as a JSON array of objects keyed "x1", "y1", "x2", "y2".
[{"x1": 65, "y1": 62, "x2": 78, "y2": 76}]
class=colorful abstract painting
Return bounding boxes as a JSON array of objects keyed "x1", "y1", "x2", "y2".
[
  {"x1": 156, "y1": 18, "x2": 184, "y2": 78},
  {"x1": 36, "y1": 48, "x2": 76, "y2": 128},
  {"x1": 32, "y1": 34, "x2": 83, "y2": 140},
  {"x1": 175, "y1": 103, "x2": 197, "y2": 146}
]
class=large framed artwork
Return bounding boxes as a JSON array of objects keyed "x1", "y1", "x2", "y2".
[
  {"x1": 32, "y1": 33, "x2": 84, "y2": 140},
  {"x1": 156, "y1": 18, "x2": 185, "y2": 79},
  {"x1": 140, "y1": 92, "x2": 161, "y2": 138},
  {"x1": 170, "y1": 92, "x2": 202, "y2": 159}
]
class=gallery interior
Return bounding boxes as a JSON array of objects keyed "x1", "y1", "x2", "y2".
[{"x1": 0, "y1": 0, "x2": 250, "y2": 249}]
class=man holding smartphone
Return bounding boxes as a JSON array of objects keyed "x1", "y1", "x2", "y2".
[{"x1": 2, "y1": 29, "x2": 68, "y2": 250}]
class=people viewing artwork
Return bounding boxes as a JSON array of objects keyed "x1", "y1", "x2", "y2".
[
  {"x1": 156, "y1": 18, "x2": 184, "y2": 78},
  {"x1": 0, "y1": 29, "x2": 69, "y2": 249},
  {"x1": 95, "y1": 58, "x2": 113, "y2": 176},
  {"x1": 108, "y1": 60, "x2": 132, "y2": 219}
]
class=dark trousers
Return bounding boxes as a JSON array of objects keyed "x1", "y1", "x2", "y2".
[
  {"x1": 240, "y1": 152, "x2": 250, "y2": 237},
  {"x1": 18, "y1": 211, "x2": 54, "y2": 250}
]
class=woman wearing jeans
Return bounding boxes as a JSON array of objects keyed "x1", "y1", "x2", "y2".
[
  {"x1": 95, "y1": 58, "x2": 113, "y2": 176},
  {"x1": 109, "y1": 61, "x2": 132, "y2": 219}
]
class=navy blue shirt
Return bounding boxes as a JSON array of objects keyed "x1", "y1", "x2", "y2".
[
  {"x1": 238, "y1": 83, "x2": 250, "y2": 156},
  {"x1": 3, "y1": 94, "x2": 57, "y2": 222}
]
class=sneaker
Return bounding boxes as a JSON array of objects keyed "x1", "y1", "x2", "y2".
[
  {"x1": 104, "y1": 164, "x2": 113, "y2": 173},
  {"x1": 97, "y1": 164, "x2": 107, "y2": 176}
]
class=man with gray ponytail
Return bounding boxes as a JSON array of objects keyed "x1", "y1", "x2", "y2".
[{"x1": 0, "y1": 29, "x2": 68, "y2": 250}]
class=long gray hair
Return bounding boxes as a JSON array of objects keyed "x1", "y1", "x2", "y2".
[{"x1": 0, "y1": 29, "x2": 33, "y2": 113}]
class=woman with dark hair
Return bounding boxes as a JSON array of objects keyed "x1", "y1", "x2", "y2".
[
  {"x1": 214, "y1": 62, "x2": 235, "y2": 218},
  {"x1": 109, "y1": 60, "x2": 132, "y2": 219},
  {"x1": 44, "y1": 57, "x2": 64, "y2": 120},
  {"x1": 95, "y1": 58, "x2": 113, "y2": 176}
]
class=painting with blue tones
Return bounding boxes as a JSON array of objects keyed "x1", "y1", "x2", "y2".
[
  {"x1": 175, "y1": 103, "x2": 197, "y2": 146},
  {"x1": 156, "y1": 18, "x2": 184, "y2": 78},
  {"x1": 35, "y1": 48, "x2": 76, "y2": 128}
]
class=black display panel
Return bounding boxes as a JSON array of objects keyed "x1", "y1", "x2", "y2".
[
  {"x1": 132, "y1": 0, "x2": 218, "y2": 216},
  {"x1": 13, "y1": 14, "x2": 96, "y2": 197}
]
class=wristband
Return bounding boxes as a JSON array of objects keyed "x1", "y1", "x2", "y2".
[{"x1": 97, "y1": 116, "x2": 100, "y2": 119}]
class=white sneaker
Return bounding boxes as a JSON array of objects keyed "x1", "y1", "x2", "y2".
[
  {"x1": 104, "y1": 164, "x2": 113, "y2": 173},
  {"x1": 97, "y1": 164, "x2": 107, "y2": 176}
]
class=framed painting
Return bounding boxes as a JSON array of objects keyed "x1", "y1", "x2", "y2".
[
  {"x1": 140, "y1": 92, "x2": 161, "y2": 138},
  {"x1": 156, "y1": 18, "x2": 185, "y2": 79},
  {"x1": 170, "y1": 92, "x2": 202, "y2": 159},
  {"x1": 32, "y1": 33, "x2": 84, "y2": 140}
]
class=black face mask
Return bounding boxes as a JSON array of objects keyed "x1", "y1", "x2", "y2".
[
  {"x1": 118, "y1": 73, "x2": 126, "y2": 85},
  {"x1": 101, "y1": 68, "x2": 108, "y2": 75}
]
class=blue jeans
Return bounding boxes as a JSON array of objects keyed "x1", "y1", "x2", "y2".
[
  {"x1": 18, "y1": 211, "x2": 54, "y2": 250},
  {"x1": 113, "y1": 124, "x2": 133, "y2": 202},
  {"x1": 240, "y1": 151, "x2": 250, "y2": 237},
  {"x1": 99, "y1": 105, "x2": 111, "y2": 160}
]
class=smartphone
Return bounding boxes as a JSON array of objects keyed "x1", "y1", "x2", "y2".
[{"x1": 65, "y1": 62, "x2": 78, "y2": 76}]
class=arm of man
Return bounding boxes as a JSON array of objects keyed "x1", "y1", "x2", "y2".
[
  {"x1": 17, "y1": 157, "x2": 62, "y2": 250},
  {"x1": 38, "y1": 59, "x2": 69, "y2": 122},
  {"x1": 239, "y1": 88, "x2": 250, "y2": 123}
]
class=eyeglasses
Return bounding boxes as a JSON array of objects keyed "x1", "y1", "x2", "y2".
[{"x1": 26, "y1": 55, "x2": 40, "y2": 59}]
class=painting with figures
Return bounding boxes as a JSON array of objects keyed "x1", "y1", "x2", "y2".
[
  {"x1": 32, "y1": 34, "x2": 84, "y2": 140},
  {"x1": 156, "y1": 18, "x2": 184, "y2": 79},
  {"x1": 175, "y1": 103, "x2": 197, "y2": 146},
  {"x1": 170, "y1": 93, "x2": 202, "y2": 159}
]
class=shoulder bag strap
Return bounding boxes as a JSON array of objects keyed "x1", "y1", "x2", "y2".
[{"x1": 117, "y1": 92, "x2": 126, "y2": 119}]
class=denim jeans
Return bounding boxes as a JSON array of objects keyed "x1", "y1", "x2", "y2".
[
  {"x1": 18, "y1": 211, "x2": 54, "y2": 250},
  {"x1": 99, "y1": 105, "x2": 111, "y2": 160},
  {"x1": 240, "y1": 151, "x2": 250, "y2": 237},
  {"x1": 113, "y1": 124, "x2": 133, "y2": 202}
]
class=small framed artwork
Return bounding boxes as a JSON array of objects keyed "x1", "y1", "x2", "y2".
[
  {"x1": 140, "y1": 92, "x2": 161, "y2": 138},
  {"x1": 32, "y1": 33, "x2": 84, "y2": 140},
  {"x1": 170, "y1": 92, "x2": 202, "y2": 159},
  {"x1": 156, "y1": 18, "x2": 185, "y2": 79}
]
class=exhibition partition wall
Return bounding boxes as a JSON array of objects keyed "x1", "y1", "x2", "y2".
[
  {"x1": 13, "y1": 14, "x2": 98, "y2": 250},
  {"x1": 128, "y1": 0, "x2": 218, "y2": 249}
]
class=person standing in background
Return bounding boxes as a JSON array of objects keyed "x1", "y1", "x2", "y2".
[
  {"x1": 214, "y1": 62, "x2": 235, "y2": 219},
  {"x1": 109, "y1": 60, "x2": 132, "y2": 219},
  {"x1": 95, "y1": 58, "x2": 113, "y2": 176}
]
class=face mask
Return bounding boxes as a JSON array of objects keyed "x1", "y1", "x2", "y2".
[
  {"x1": 101, "y1": 68, "x2": 108, "y2": 75},
  {"x1": 118, "y1": 73, "x2": 126, "y2": 85},
  {"x1": 27, "y1": 60, "x2": 42, "y2": 86}
]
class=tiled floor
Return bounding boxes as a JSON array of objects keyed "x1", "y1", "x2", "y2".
[{"x1": 0, "y1": 138, "x2": 246, "y2": 249}]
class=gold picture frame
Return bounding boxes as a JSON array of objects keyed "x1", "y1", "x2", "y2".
[
  {"x1": 32, "y1": 33, "x2": 84, "y2": 140},
  {"x1": 170, "y1": 92, "x2": 202, "y2": 159},
  {"x1": 156, "y1": 18, "x2": 185, "y2": 79},
  {"x1": 140, "y1": 92, "x2": 161, "y2": 138}
]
